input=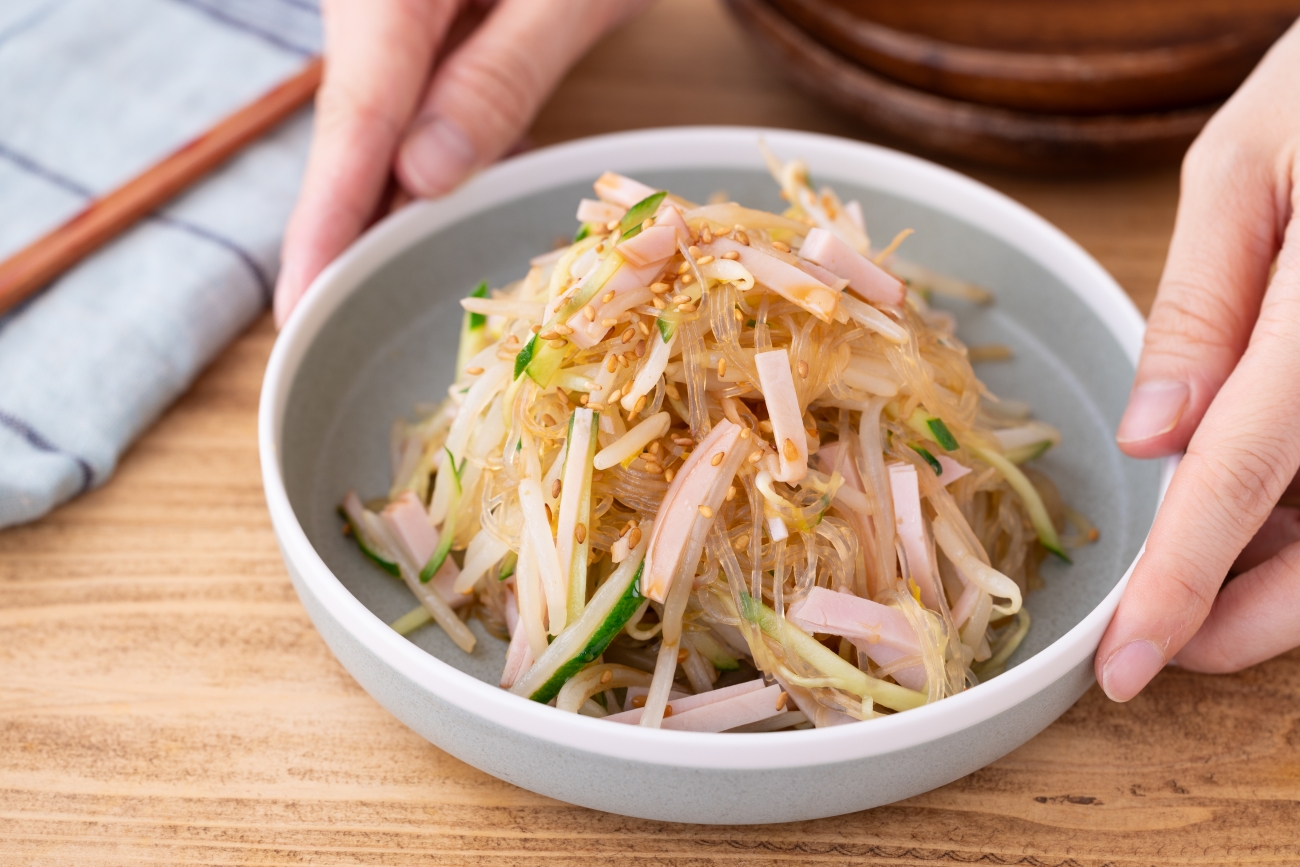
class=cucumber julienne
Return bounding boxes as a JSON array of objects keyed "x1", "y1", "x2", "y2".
[
  {"x1": 336, "y1": 507, "x2": 399, "y2": 577},
  {"x1": 420, "y1": 448, "x2": 464, "y2": 583},
  {"x1": 910, "y1": 444, "x2": 943, "y2": 476},
  {"x1": 617, "y1": 191, "x2": 667, "y2": 240},
  {"x1": 528, "y1": 567, "x2": 645, "y2": 704},
  {"x1": 511, "y1": 552, "x2": 647, "y2": 704}
]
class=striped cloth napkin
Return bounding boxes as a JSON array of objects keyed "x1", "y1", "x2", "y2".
[{"x1": 0, "y1": 0, "x2": 321, "y2": 528}]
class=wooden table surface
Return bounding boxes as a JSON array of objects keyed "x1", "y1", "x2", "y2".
[{"x1": 4, "y1": 1, "x2": 1298, "y2": 864}]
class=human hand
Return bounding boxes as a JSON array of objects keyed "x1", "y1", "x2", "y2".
[
  {"x1": 273, "y1": 0, "x2": 652, "y2": 326},
  {"x1": 1096, "y1": 21, "x2": 1300, "y2": 700}
]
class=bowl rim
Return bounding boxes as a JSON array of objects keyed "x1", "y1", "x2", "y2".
[{"x1": 259, "y1": 126, "x2": 1178, "y2": 770}]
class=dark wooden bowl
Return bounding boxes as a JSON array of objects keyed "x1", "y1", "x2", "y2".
[
  {"x1": 725, "y1": 0, "x2": 1217, "y2": 173},
  {"x1": 769, "y1": 0, "x2": 1300, "y2": 115}
]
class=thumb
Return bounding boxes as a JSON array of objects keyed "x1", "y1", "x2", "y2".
[
  {"x1": 1115, "y1": 129, "x2": 1281, "y2": 460},
  {"x1": 395, "y1": 0, "x2": 651, "y2": 198}
]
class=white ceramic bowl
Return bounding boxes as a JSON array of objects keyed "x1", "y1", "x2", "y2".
[{"x1": 259, "y1": 127, "x2": 1175, "y2": 824}]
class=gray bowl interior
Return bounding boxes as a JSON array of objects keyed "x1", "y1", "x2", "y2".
[{"x1": 282, "y1": 167, "x2": 1162, "y2": 689}]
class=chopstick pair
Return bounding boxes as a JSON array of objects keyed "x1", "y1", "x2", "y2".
[{"x1": 0, "y1": 57, "x2": 324, "y2": 317}]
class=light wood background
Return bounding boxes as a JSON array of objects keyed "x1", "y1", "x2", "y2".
[{"x1": 4, "y1": 1, "x2": 1298, "y2": 864}]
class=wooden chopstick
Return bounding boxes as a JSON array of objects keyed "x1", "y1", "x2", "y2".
[{"x1": 0, "y1": 57, "x2": 324, "y2": 317}]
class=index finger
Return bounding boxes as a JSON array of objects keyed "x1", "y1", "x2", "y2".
[
  {"x1": 1097, "y1": 215, "x2": 1300, "y2": 701},
  {"x1": 274, "y1": 0, "x2": 459, "y2": 326}
]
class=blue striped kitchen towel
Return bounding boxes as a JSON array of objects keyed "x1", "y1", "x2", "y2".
[{"x1": 0, "y1": 0, "x2": 321, "y2": 527}]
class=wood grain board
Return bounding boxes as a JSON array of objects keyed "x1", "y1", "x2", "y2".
[{"x1": 3, "y1": 0, "x2": 1298, "y2": 862}]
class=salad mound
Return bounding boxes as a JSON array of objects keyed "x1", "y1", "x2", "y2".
[{"x1": 341, "y1": 147, "x2": 1094, "y2": 732}]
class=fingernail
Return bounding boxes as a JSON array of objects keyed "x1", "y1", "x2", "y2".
[
  {"x1": 398, "y1": 115, "x2": 477, "y2": 197},
  {"x1": 1100, "y1": 639, "x2": 1165, "y2": 702},
  {"x1": 1116, "y1": 380, "x2": 1188, "y2": 444}
]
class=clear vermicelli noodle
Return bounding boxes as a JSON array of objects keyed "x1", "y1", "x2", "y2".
[{"x1": 340, "y1": 147, "x2": 1095, "y2": 732}]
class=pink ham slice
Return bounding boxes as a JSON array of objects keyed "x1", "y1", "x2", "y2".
[
  {"x1": 799, "y1": 258, "x2": 848, "y2": 290},
  {"x1": 616, "y1": 224, "x2": 679, "y2": 268},
  {"x1": 754, "y1": 348, "x2": 807, "y2": 484},
  {"x1": 774, "y1": 675, "x2": 858, "y2": 727},
  {"x1": 607, "y1": 678, "x2": 764, "y2": 724},
  {"x1": 935, "y1": 455, "x2": 971, "y2": 485},
  {"x1": 799, "y1": 228, "x2": 904, "y2": 307},
  {"x1": 704, "y1": 237, "x2": 840, "y2": 323},
  {"x1": 888, "y1": 462, "x2": 941, "y2": 611},
  {"x1": 815, "y1": 441, "x2": 860, "y2": 490},
  {"x1": 787, "y1": 587, "x2": 926, "y2": 691},
  {"x1": 653, "y1": 202, "x2": 692, "y2": 243},
  {"x1": 815, "y1": 441, "x2": 874, "y2": 550},
  {"x1": 500, "y1": 589, "x2": 534, "y2": 688},
  {"x1": 565, "y1": 257, "x2": 670, "y2": 348},
  {"x1": 577, "y1": 198, "x2": 625, "y2": 225},
  {"x1": 594, "y1": 171, "x2": 658, "y2": 208},
  {"x1": 606, "y1": 679, "x2": 786, "y2": 732},
  {"x1": 380, "y1": 492, "x2": 468, "y2": 610},
  {"x1": 642, "y1": 420, "x2": 746, "y2": 602}
]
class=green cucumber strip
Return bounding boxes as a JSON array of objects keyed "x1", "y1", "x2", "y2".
[
  {"x1": 513, "y1": 334, "x2": 538, "y2": 380},
  {"x1": 656, "y1": 317, "x2": 676, "y2": 342},
  {"x1": 543, "y1": 251, "x2": 623, "y2": 341},
  {"x1": 1003, "y1": 440, "x2": 1053, "y2": 465},
  {"x1": 524, "y1": 563, "x2": 646, "y2": 704},
  {"x1": 467, "y1": 280, "x2": 489, "y2": 330},
  {"x1": 456, "y1": 280, "x2": 490, "y2": 374},
  {"x1": 972, "y1": 445, "x2": 1071, "y2": 562},
  {"x1": 521, "y1": 251, "x2": 620, "y2": 385},
  {"x1": 690, "y1": 631, "x2": 740, "y2": 671},
  {"x1": 618, "y1": 191, "x2": 667, "y2": 240},
  {"x1": 904, "y1": 407, "x2": 959, "y2": 451},
  {"x1": 420, "y1": 451, "x2": 465, "y2": 583},
  {"x1": 525, "y1": 340, "x2": 570, "y2": 387},
  {"x1": 337, "y1": 506, "x2": 400, "y2": 577},
  {"x1": 927, "y1": 417, "x2": 959, "y2": 451},
  {"x1": 497, "y1": 551, "x2": 517, "y2": 581},
  {"x1": 739, "y1": 592, "x2": 926, "y2": 712},
  {"x1": 574, "y1": 223, "x2": 592, "y2": 242},
  {"x1": 390, "y1": 605, "x2": 431, "y2": 636},
  {"x1": 910, "y1": 445, "x2": 943, "y2": 476}
]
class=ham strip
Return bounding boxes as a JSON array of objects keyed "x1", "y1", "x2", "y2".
[
  {"x1": 775, "y1": 674, "x2": 858, "y2": 727},
  {"x1": 754, "y1": 348, "x2": 808, "y2": 484},
  {"x1": 577, "y1": 198, "x2": 625, "y2": 225},
  {"x1": 705, "y1": 237, "x2": 840, "y2": 322},
  {"x1": 642, "y1": 420, "x2": 748, "y2": 602},
  {"x1": 787, "y1": 587, "x2": 926, "y2": 691},
  {"x1": 380, "y1": 493, "x2": 467, "y2": 609},
  {"x1": 617, "y1": 225, "x2": 679, "y2": 268},
  {"x1": 660, "y1": 684, "x2": 786, "y2": 732},
  {"x1": 815, "y1": 441, "x2": 875, "y2": 552},
  {"x1": 935, "y1": 455, "x2": 971, "y2": 485},
  {"x1": 565, "y1": 258, "x2": 670, "y2": 348},
  {"x1": 607, "y1": 680, "x2": 785, "y2": 733},
  {"x1": 799, "y1": 227, "x2": 904, "y2": 307},
  {"x1": 607, "y1": 678, "x2": 766, "y2": 724},
  {"x1": 595, "y1": 171, "x2": 658, "y2": 208},
  {"x1": 888, "y1": 462, "x2": 941, "y2": 610},
  {"x1": 652, "y1": 202, "x2": 692, "y2": 243},
  {"x1": 500, "y1": 590, "x2": 535, "y2": 688}
]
